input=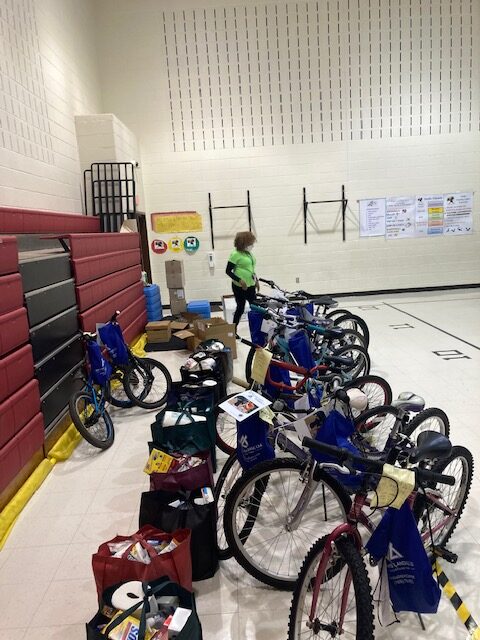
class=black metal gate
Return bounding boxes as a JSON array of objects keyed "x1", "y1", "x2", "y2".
[{"x1": 83, "y1": 162, "x2": 137, "y2": 232}]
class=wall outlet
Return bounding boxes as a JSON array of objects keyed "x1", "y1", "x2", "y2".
[{"x1": 295, "y1": 277, "x2": 300, "y2": 283}]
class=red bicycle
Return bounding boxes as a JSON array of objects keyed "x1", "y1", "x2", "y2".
[{"x1": 288, "y1": 435, "x2": 473, "y2": 639}]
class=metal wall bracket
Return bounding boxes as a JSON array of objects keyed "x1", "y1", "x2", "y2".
[
  {"x1": 208, "y1": 191, "x2": 252, "y2": 249},
  {"x1": 303, "y1": 184, "x2": 348, "y2": 243}
]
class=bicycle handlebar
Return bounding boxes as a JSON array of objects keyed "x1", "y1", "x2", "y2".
[{"x1": 302, "y1": 437, "x2": 456, "y2": 487}]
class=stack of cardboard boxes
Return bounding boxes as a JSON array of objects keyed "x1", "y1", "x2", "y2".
[{"x1": 165, "y1": 260, "x2": 186, "y2": 315}]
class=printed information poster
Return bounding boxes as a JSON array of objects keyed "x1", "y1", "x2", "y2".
[
  {"x1": 443, "y1": 192, "x2": 473, "y2": 235},
  {"x1": 385, "y1": 196, "x2": 416, "y2": 239},
  {"x1": 359, "y1": 199, "x2": 386, "y2": 237},
  {"x1": 415, "y1": 194, "x2": 444, "y2": 236}
]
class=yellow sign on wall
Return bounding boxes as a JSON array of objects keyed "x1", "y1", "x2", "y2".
[{"x1": 151, "y1": 211, "x2": 203, "y2": 233}]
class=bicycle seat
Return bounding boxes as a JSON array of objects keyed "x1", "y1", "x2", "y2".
[
  {"x1": 409, "y1": 430, "x2": 452, "y2": 464},
  {"x1": 391, "y1": 392, "x2": 425, "y2": 413},
  {"x1": 81, "y1": 331, "x2": 97, "y2": 340}
]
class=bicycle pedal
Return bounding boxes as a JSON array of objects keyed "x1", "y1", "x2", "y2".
[{"x1": 434, "y1": 547, "x2": 458, "y2": 564}]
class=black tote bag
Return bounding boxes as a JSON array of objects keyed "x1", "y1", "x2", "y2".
[{"x1": 139, "y1": 488, "x2": 219, "y2": 582}]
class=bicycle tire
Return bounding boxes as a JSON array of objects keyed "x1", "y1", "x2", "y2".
[
  {"x1": 329, "y1": 328, "x2": 367, "y2": 351},
  {"x1": 215, "y1": 391, "x2": 240, "y2": 455},
  {"x1": 214, "y1": 452, "x2": 243, "y2": 560},
  {"x1": 331, "y1": 344, "x2": 371, "y2": 378},
  {"x1": 224, "y1": 457, "x2": 351, "y2": 590},
  {"x1": 353, "y1": 405, "x2": 401, "y2": 452},
  {"x1": 105, "y1": 370, "x2": 134, "y2": 408},
  {"x1": 413, "y1": 445, "x2": 473, "y2": 549},
  {"x1": 245, "y1": 346, "x2": 256, "y2": 384},
  {"x1": 123, "y1": 357, "x2": 172, "y2": 409},
  {"x1": 403, "y1": 407, "x2": 450, "y2": 441},
  {"x1": 342, "y1": 375, "x2": 393, "y2": 413},
  {"x1": 325, "y1": 308, "x2": 352, "y2": 321},
  {"x1": 288, "y1": 536, "x2": 374, "y2": 640},
  {"x1": 333, "y1": 313, "x2": 370, "y2": 349},
  {"x1": 69, "y1": 390, "x2": 115, "y2": 450}
]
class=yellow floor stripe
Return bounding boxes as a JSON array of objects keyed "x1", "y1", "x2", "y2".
[{"x1": 457, "y1": 603, "x2": 471, "y2": 624}]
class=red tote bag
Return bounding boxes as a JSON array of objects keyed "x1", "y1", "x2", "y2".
[{"x1": 92, "y1": 525, "x2": 192, "y2": 600}]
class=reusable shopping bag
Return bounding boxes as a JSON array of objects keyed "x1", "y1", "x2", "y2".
[
  {"x1": 91, "y1": 525, "x2": 192, "y2": 599},
  {"x1": 248, "y1": 308, "x2": 267, "y2": 346},
  {"x1": 87, "y1": 340, "x2": 112, "y2": 385},
  {"x1": 311, "y1": 409, "x2": 364, "y2": 490},
  {"x1": 98, "y1": 322, "x2": 130, "y2": 366},
  {"x1": 147, "y1": 446, "x2": 214, "y2": 492},
  {"x1": 288, "y1": 329, "x2": 316, "y2": 369},
  {"x1": 86, "y1": 576, "x2": 202, "y2": 640},
  {"x1": 139, "y1": 488, "x2": 218, "y2": 581},
  {"x1": 366, "y1": 501, "x2": 441, "y2": 614},
  {"x1": 236, "y1": 412, "x2": 275, "y2": 471},
  {"x1": 150, "y1": 406, "x2": 214, "y2": 457}
]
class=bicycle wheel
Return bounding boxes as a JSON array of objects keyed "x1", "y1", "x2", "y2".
[
  {"x1": 224, "y1": 457, "x2": 351, "y2": 590},
  {"x1": 325, "y1": 308, "x2": 352, "y2": 321},
  {"x1": 105, "y1": 370, "x2": 134, "y2": 408},
  {"x1": 123, "y1": 356, "x2": 172, "y2": 409},
  {"x1": 288, "y1": 536, "x2": 374, "y2": 640},
  {"x1": 331, "y1": 344, "x2": 370, "y2": 379},
  {"x1": 413, "y1": 445, "x2": 473, "y2": 549},
  {"x1": 354, "y1": 405, "x2": 401, "y2": 453},
  {"x1": 330, "y1": 329, "x2": 367, "y2": 351},
  {"x1": 215, "y1": 392, "x2": 239, "y2": 455},
  {"x1": 214, "y1": 453, "x2": 243, "y2": 560},
  {"x1": 245, "y1": 346, "x2": 256, "y2": 384},
  {"x1": 403, "y1": 407, "x2": 450, "y2": 442},
  {"x1": 333, "y1": 313, "x2": 370, "y2": 349},
  {"x1": 342, "y1": 375, "x2": 392, "y2": 417},
  {"x1": 69, "y1": 390, "x2": 115, "y2": 450}
]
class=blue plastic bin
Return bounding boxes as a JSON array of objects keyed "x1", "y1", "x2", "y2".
[
  {"x1": 144, "y1": 284, "x2": 161, "y2": 299},
  {"x1": 187, "y1": 300, "x2": 211, "y2": 319},
  {"x1": 146, "y1": 300, "x2": 163, "y2": 321}
]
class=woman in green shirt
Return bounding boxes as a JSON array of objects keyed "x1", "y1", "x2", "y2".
[{"x1": 225, "y1": 231, "x2": 259, "y2": 326}]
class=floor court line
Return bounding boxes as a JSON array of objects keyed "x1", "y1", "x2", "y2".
[{"x1": 383, "y1": 302, "x2": 480, "y2": 352}]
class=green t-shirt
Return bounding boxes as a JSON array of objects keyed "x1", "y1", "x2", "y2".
[{"x1": 228, "y1": 250, "x2": 256, "y2": 287}]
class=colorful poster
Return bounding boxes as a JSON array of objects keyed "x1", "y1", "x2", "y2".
[
  {"x1": 443, "y1": 192, "x2": 473, "y2": 235},
  {"x1": 385, "y1": 196, "x2": 416, "y2": 239},
  {"x1": 151, "y1": 239, "x2": 168, "y2": 254},
  {"x1": 359, "y1": 199, "x2": 386, "y2": 237},
  {"x1": 168, "y1": 237, "x2": 183, "y2": 252},
  {"x1": 184, "y1": 236, "x2": 200, "y2": 254},
  {"x1": 151, "y1": 211, "x2": 203, "y2": 233},
  {"x1": 415, "y1": 194, "x2": 443, "y2": 236}
]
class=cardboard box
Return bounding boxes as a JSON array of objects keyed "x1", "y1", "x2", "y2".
[
  {"x1": 179, "y1": 311, "x2": 201, "y2": 325},
  {"x1": 174, "y1": 329, "x2": 200, "y2": 352},
  {"x1": 170, "y1": 320, "x2": 189, "y2": 331},
  {"x1": 165, "y1": 260, "x2": 185, "y2": 288},
  {"x1": 194, "y1": 317, "x2": 237, "y2": 359},
  {"x1": 146, "y1": 321, "x2": 171, "y2": 331},
  {"x1": 169, "y1": 287, "x2": 187, "y2": 315},
  {"x1": 147, "y1": 328, "x2": 171, "y2": 343}
]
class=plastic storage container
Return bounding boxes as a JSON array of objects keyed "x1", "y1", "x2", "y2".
[{"x1": 187, "y1": 300, "x2": 211, "y2": 319}]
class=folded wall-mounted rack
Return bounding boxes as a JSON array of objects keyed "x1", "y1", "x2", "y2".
[
  {"x1": 303, "y1": 185, "x2": 348, "y2": 243},
  {"x1": 208, "y1": 191, "x2": 252, "y2": 249}
]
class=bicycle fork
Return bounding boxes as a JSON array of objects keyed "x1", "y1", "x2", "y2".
[{"x1": 285, "y1": 464, "x2": 318, "y2": 532}]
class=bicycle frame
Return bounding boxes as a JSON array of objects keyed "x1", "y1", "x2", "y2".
[{"x1": 307, "y1": 488, "x2": 458, "y2": 633}]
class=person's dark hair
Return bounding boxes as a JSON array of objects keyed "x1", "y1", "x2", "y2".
[{"x1": 234, "y1": 231, "x2": 256, "y2": 251}]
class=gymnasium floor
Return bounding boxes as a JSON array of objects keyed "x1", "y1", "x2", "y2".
[{"x1": 0, "y1": 289, "x2": 479, "y2": 639}]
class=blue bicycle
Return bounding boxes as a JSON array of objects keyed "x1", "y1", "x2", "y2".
[{"x1": 69, "y1": 331, "x2": 115, "y2": 449}]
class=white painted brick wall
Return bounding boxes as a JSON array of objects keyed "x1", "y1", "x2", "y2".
[
  {"x1": 96, "y1": 0, "x2": 480, "y2": 300},
  {"x1": 0, "y1": 0, "x2": 102, "y2": 212}
]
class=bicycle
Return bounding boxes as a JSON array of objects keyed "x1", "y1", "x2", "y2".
[
  {"x1": 288, "y1": 435, "x2": 473, "y2": 639},
  {"x1": 222, "y1": 388, "x2": 468, "y2": 589},
  {"x1": 69, "y1": 331, "x2": 115, "y2": 449},
  {"x1": 257, "y1": 278, "x2": 370, "y2": 348},
  {"x1": 99, "y1": 311, "x2": 172, "y2": 410}
]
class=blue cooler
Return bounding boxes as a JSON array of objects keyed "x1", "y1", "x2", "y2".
[{"x1": 187, "y1": 300, "x2": 211, "y2": 319}]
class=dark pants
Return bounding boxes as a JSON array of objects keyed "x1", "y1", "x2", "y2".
[{"x1": 232, "y1": 283, "x2": 256, "y2": 326}]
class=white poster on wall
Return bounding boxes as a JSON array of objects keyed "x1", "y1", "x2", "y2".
[
  {"x1": 443, "y1": 192, "x2": 473, "y2": 235},
  {"x1": 359, "y1": 199, "x2": 386, "y2": 237},
  {"x1": 415, "y1": 194, "x2": 444, "y2": 237},
  {"x1": 385, "y1": 196, "x2": 416, "y2": 239}
]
